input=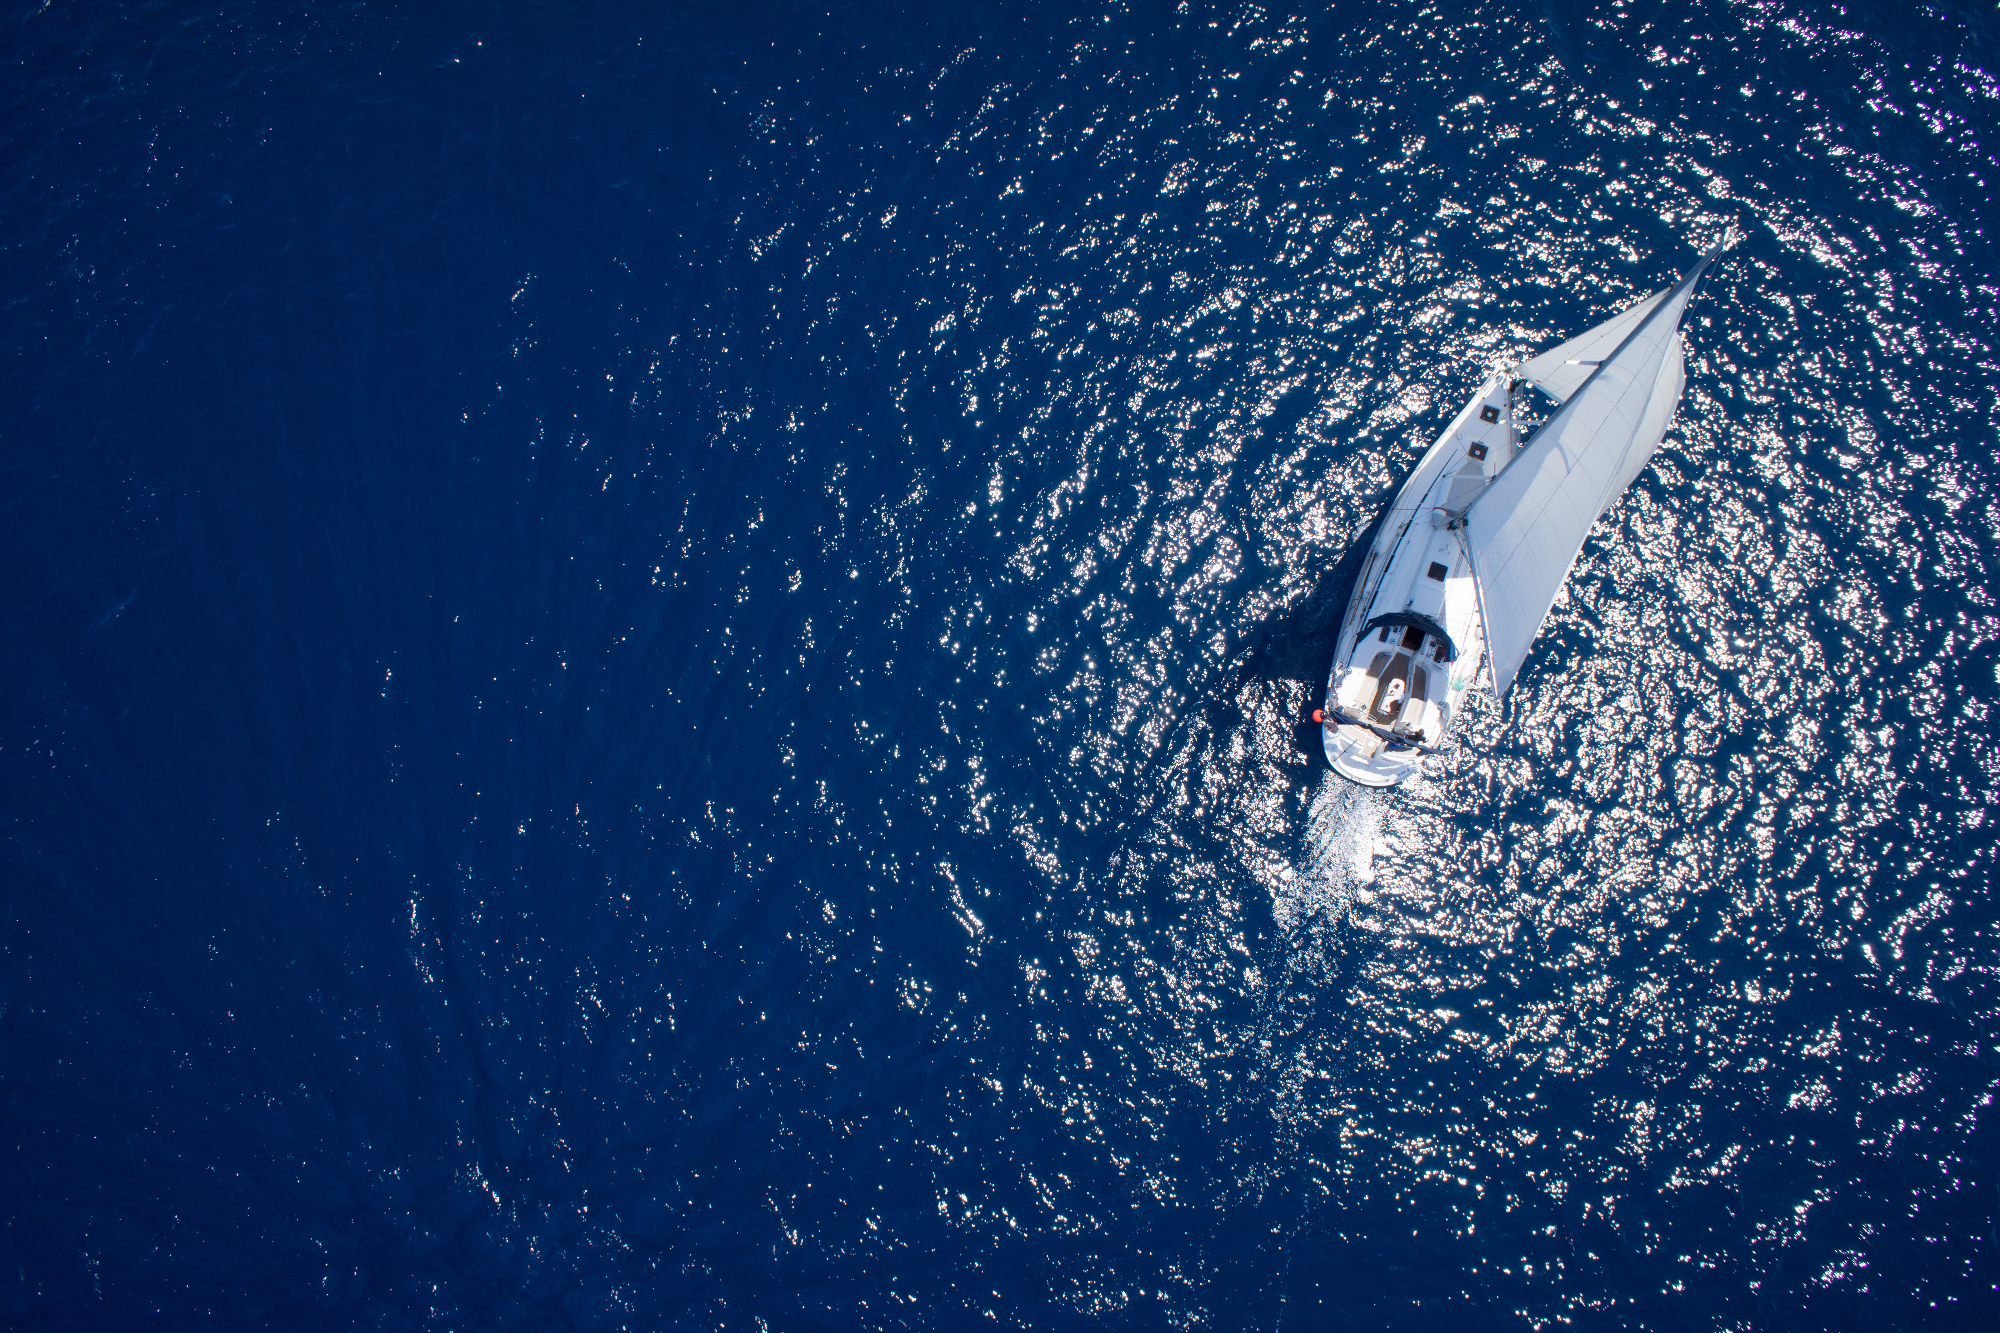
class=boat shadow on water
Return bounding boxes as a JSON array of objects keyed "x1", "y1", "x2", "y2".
[{"x1": 1230, "y1": 505, "x2": 1391, "y2": 775}]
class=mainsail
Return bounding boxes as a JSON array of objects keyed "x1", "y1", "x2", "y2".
[{"x1": 1460, "y1": 241, "x2": 1723, "y2": 699}]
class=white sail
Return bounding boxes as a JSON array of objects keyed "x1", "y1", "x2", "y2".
[
  {"x1": 1515, "y1": 286, "x2": 1670, "y2": 404},
  {"x1": 1461, "y1": 243, "x2": 1722, "y2": 699}
]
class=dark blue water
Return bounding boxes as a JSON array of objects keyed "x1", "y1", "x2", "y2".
[{"x1": 5, "y1": 1, "x2": 1998, "y2": 1327}]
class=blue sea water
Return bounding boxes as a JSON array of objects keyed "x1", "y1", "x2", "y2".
[{"x1": 4, "y1": 0, "x2": 2000, "y2": 1327}]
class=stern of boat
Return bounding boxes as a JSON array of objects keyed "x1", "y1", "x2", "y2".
[{"x1": 1320, "y1": 718, "x2": 1420, "y2": 786}]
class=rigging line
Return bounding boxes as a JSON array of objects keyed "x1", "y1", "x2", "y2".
[{"x1": 1455, "y1": 522, "x2": 1507, "y2": 702}]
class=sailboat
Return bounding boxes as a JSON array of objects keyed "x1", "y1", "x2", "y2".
[{"x1": 1316, "y1": 238, "x2": 1725, "y2": 786}]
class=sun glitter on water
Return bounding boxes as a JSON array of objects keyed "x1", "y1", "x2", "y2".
[{"x1": 1281, "y1": 776, "x2": 1388, "y2": 932}]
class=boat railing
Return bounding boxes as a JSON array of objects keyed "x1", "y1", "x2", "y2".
[{"x1": 1318, "y1": 707, "x2": 1445, "y2": 756}]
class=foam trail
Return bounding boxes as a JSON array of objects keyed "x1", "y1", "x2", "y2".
[{"x1": 1273, "y1": 774, "x2": 1386, "y2": 932}]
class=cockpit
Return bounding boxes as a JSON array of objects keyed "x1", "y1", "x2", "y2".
[{"x1": 1346, "y1": 619, "x2": 1454, "y2": 743}]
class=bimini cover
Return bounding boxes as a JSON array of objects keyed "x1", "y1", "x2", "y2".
[
  {"x1": 1358, "y1": 612, "x2": 1458, "y2": 663},
  {"x1": 1462, "y1": 241, "x2": 1722, "y2": 699}
]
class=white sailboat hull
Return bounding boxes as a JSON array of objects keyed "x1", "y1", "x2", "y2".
[{"x1": 1320, "y1": 375, "x2": 1505, "y2": 786}]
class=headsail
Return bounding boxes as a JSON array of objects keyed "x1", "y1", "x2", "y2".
[
  {"x1": 1515, "y1": 287, "x2": 1670, "y2": 404},
  {"x1": 1460, "y1": 240, "x2": 1724, "y2": 699}
]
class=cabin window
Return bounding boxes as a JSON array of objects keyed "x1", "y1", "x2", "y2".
[
  {"x1": 1427, "y1": 561, "x2": 1448, "y2": 582},
  {"x1": 1379, "y1": 627, "x2": 1390, "y2": 643},
  {"x1": 1467, "y1": 442, "x2": 1488, "y2": 460},
  {"x1": 1479, "y1": 405, "x2": 1501, "y2": 424},
  {"x1": 1400, "y1": 626, "x2": 1424, "y2": 651},
  {"x1": 1433, "y1": 640, "x2": 1448, "y2": 662}
]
